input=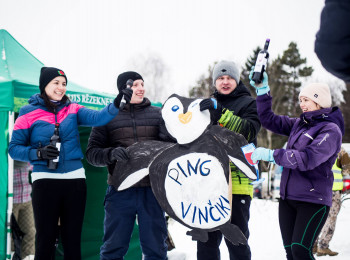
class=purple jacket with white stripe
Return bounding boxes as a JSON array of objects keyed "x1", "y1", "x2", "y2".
[
  {"x1": 256, "y1": 93, "x2": 344, "y2": 206},
  {"x1": 9, "y1": 94, "x2": 118, "y2": 174}
]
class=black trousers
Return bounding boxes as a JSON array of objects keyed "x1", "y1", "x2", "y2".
[
  {"x1": 197, "y1": 195, "x2": 251, "y2": 260},
  {"x1": 32, "y1": 178, "x2": 87, "y2": 260},
  {"x1": 279, "y1": 199, "x2": 330, "y2": 260}
]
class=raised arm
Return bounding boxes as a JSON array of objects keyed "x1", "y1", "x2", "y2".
[{"x1": 249, "y1": 70, "x2": 296, "y2": 136}]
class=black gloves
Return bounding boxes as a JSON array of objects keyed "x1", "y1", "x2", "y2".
[
  {"x1": 114, "y1": 88, "x2": 133, "y2": 108},
  {"x1": 37, "y1": 145, "x2": 59, "y2": 160},
  {"x1": 200, "y1": 98, "x2": 217, "y2": 111},
  {"x1": 109, "y1": 147, "x2": 129, "y2": 163},
  {"x1": 199, "y1": 98, "x2": 223, "y2": 123}
]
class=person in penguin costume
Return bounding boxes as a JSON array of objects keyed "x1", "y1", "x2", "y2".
[{"x1": 113, "y1": 94, "x2": 260, "y2": 245}]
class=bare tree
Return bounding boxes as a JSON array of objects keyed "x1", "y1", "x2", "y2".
[
  {"x1": 188, "y1": 63, "x2": 216, "y2": 98},
  {"x1": 127, "y1": 52, "x2": 170, "y2": 102}
]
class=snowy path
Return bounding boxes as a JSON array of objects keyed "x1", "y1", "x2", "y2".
[{"x1": 168, "y1": 198, "x2": 350, "y2": 260}]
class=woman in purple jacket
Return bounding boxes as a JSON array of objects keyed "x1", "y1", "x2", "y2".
[{"x1": 249, "y1": 72, "x2": 344, "y2": 260}]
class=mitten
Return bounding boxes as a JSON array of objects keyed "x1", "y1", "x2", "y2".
[
  {"x1": 109, "y1": 147, "x2": 129, "y2": 162},
  {"x1": 251, "y1": 147, "x2": 275, "y2": 163},
  {"x1": 249, "y1": 67, "x2": 270, "y2": 96},
  {"x1": 114, "y1": 88, "x2": 134, "y2": 108}
]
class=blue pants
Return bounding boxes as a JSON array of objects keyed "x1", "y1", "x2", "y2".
[
  {"x1": 100, "y1": 186, "x2": 167, "y2": 260},
  {"x1": 197, "y1": 195, "x2": 252, "y2": 260}
]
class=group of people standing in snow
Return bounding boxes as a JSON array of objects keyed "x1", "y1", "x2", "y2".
[
  {"x1": 8, "y1": 0, "x2": 350, "y2": 257},
  {"x1": 9, "y1": 59, "x2": 348, "y2": 260}
]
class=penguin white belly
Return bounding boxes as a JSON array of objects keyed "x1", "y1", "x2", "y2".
[{"x1": 164, "y1": 152, "x2": 231, "y2": 229}]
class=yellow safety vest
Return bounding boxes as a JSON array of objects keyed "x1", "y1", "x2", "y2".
[
  {"x1": 332, "y1": 159, "x2": 343, "y2": 191},
  {"x1": 230, "y1": 163, "x2": 254, "y2": 198}
]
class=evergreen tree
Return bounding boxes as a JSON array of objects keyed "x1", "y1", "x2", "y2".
[
  {"x1": 264, "y1": 42, "x2": 313, "y2": 150},
  {"x1": 189, "y1": 42, "x2": 313, "y2": 151},
  {"x1": 262, "y1": 56, "x2": 289, "y2": 150},
  {"x1": 278, "y1": 42, "x2": 313, "y2": 117},
  {"x1": 241, "y1": 42, "x2": 313, "y2": 150},
  {"x1": 241, "y1": 46, "x2": 261, "y2": 98}
]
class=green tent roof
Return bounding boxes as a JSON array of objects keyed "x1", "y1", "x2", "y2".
[{"x1": 0, "y1": 29, "x2": 115, "y2": 112}]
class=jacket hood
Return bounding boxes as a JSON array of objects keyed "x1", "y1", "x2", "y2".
[
  {"x1": 213, "y1": 81, "x2": 252, "y2": 101},
  {"x1": 28, "y1": 94, "x2": 46, "y2": 106},
  {"x1": 28, "y1": 93, "x2": 70, "y2": 110},
  {"x1": 300, "y1": 106, "x2": 345, "y2": 135}
]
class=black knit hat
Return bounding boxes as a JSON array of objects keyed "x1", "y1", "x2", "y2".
[
  {"x1": 39, "y1": 67, "x2": 68, "y2": 93},
  {"x1": 117, "y1": 71, "x2": 143, "y2": 92}
]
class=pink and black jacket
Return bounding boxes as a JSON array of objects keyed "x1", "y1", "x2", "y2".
[{"x1": 9, "y1": 94, "x2": 118, "y2": 174}]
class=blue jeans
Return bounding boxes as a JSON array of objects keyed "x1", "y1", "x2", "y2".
[{"x1": 100, "y1": 186, "x2": 167, "y2": 260}]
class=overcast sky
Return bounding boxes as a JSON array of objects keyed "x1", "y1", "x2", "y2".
[{"x1": 1, "y1": 0, "x2": 336, "y2": 102}]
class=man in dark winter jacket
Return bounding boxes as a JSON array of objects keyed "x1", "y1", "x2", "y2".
[
  {"x1": 86, "y1": 71, "x2": 167, "y2": 260},
  {"x1": 315, "y1": 0, "x2": 350, "y2": 83},
  {"x1": 198, "y1": 60, "x2": 261, "y2": 260}
]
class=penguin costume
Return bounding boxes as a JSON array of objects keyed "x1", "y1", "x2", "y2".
[{"x1": 113, "y1": 94, "x2": 259, "y2": 245}]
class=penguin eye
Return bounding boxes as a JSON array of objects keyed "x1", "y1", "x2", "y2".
[
  {"x1": 191, "y1": 102, "x2": 198, "y2": 108},
  {"x1": 172, "y1": 105, "x2": 180, "y2": 112}
]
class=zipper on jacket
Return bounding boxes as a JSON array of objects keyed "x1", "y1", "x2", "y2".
[
  {"x1": 236, "y1": 174, "x2": 242, "y2": 184},
  {"x1": 303, "y1": 116, "x2": 308, "y2": 124},
  {"x1": 53, "y1": 107, "x2": 63, "y2": 171},
  {"x1": 130, "y1": 105, "x2": 138, "y2": 142},
  {"x1": 54, "y1": 107, "x2": 57, "y2": 124}
]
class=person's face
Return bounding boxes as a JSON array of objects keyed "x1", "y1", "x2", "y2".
[
  {"x1": 299, "y1": 96, "x2": 321, "y2": 112},
  {"x1": 215, "y1": 75, "x2": 237, "y2": 95},
  {"x1": 45, "y1": 76, "x2": 67, "y2": 101},
  {"x1": 130, "y1": 79, "x2": 145, "y2": 104}
]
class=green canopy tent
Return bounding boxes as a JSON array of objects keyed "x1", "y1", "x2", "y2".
[{"x1": 0, "y1": 29, "x2": 142, "y2": 259}]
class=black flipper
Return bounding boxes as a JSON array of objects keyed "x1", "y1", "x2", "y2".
[
  {"x1": 211, "y1": 126, "x2": 258, "y2": 180},
  {"x1": 220, "y1": 222, "x2": 247, "y2": 246},
  {"x1": 113, "y1": 140, "x2": 175, "y2": 189},
  {"x1": 186, "y1": 229, "x2": 209, "y2": 242}
]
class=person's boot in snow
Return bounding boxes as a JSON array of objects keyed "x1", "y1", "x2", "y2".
[{"x1": 317, "y1": 247, "x2": 339, "y2": 256}]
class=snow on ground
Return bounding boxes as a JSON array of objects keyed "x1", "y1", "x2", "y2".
[{"x1": 168, "y1": 198, "x2": 350, "y2": 260}]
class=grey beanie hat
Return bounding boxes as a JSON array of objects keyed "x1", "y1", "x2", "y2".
[{"x1": 212, "y1": 60, "x2": 240, "y2": 86}]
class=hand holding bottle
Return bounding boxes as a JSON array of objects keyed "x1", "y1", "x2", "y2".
[
  {"x1": 37, "y1": 145, "x2": 59, "y2": 160},
  {"x1": 252, "y1": 39, "x2": 270, "y2": 84},
  {"x1": 249, "y1": 67, "x2": 270, "y2": 96},
  {"x1": 114, "y1": 88, "x2": 133, "y2": 108}
]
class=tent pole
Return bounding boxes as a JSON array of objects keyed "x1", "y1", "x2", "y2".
[{"x1": 6, "y1": 111, "x2": 14, "y2": 259}]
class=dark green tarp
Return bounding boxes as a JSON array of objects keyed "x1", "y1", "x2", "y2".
[{"x1": 0, "y1": 29, "x2": 143, "y2": 259}]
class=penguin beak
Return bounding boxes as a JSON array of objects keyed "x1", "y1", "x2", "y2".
[{"x1": 178, "y1": 112, "x2": 192, "y2": 124}]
